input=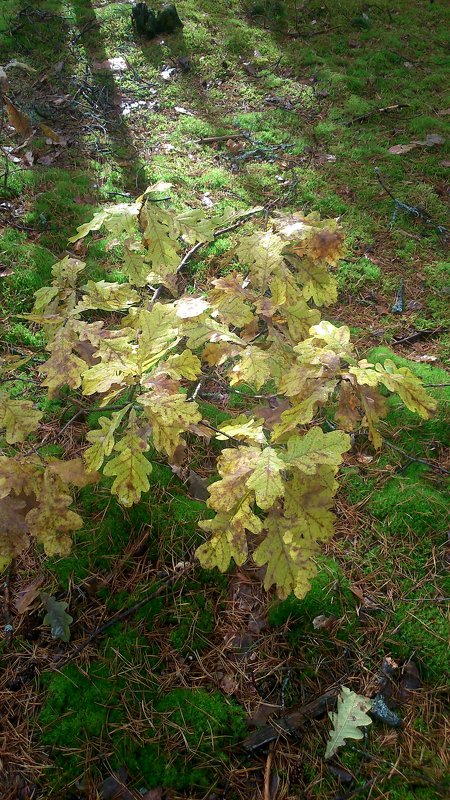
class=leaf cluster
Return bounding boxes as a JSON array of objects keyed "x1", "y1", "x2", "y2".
[{"x1": 0, "y1": 186, "x2": 437, "y2": 598}]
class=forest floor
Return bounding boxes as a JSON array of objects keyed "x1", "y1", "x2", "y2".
[{"x1": 0, "y1": 1, "x2": 449, "y2": 799}]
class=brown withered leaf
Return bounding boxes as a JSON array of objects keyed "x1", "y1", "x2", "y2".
[
  {"x1": 0, "y1": 495, "x2": 31, "y2": 568},
  {"x1": 250, "y1": 399, "x2": 290, "y2": 430},
  {"x1": 312, "y1": 614, "x2": 337, "y2": 631},
  {"x1": 98, "y1": 769, "x2": 134, "y2": 800},
  {"x1": 14, "y1": 574, "x2": 44, "y2": 614},
  {"x1": 335, "y1": 380, "x2": 360, "y2": 431},
  {"x1": 141, "y1": 790, "x2": 162, "y2": 800},
  {"x1": 4, "y1": 96, "x2": 32, "y2": 136}
]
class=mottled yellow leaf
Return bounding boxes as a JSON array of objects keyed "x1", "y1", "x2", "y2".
[
  {"x1": 0, "y1": 393, "x2": 43, "y2": 444},
  {"x1": 103, "y1": 410, "x2": 152, "y2": 506},
  {"x1": 284, "y1": 427, "x2": 351, "y2": 474},
  {"x1": 141, "y1": 390, "x2": 201, "y2": 457},
  {"x1": 375, "y1": 359, "x2": 437, "y2": 418},
  {"x1": 216, "y1": 415, "x2": 266, "y2": 445},
  {"x1": 26, "y1": 470, "x2": 83, "y2": 557},
  {"x1": 230, "y1": 346, "x2": 272, "y2": 390},
  {"x1": 84, "y1": 406, "x2": 131, "y2": 472},
  {"x1": 246, "y1": 447, "x2": 286, "y2": 509}
]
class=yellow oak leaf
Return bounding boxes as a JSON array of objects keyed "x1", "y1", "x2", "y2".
[
  {"x1": 206, "y1": 446, "x2": 260, "y2": 513},
  {"x1": 197, "y1": 494, "x2": 261, "y2": 571},
  {"x1": 67, "y1": 209, "x2": 109, "y2": 243},
  {"x1": 196, "y1": 512, "x2": 248, "y2": 571},
  {"x1": 245, "y1": 446, "x2": 286, "y2": 510},
  {"x1": 271, "y1": 384, "x2": 336, "y2": 441},
  {"x1": 284, "y1": 252, "x2": 338, "y2": 306},
  {"x1": 348, "y1": 359, "x2": 380, "y2": 387},
  {"x1": 84, "y1": 406, "x2": 131, "y2": 472},
  {"x1": 26, "y1": 470, "x2": 83, "y2": 557},
  {"x1": 82, "y1": 335, "x2": 137, "y2": 395},
  {"x1": 103, "y1": 410, "x2": 152, "y2": 506},
  {"x1": 0, "y1": 456, "x2": 41, "y2": 500},
  {"x1": 142, "y1": 201, "x2": 180, "y2": 283},
  {"x1": 141, "y1": 391, "x2": 201, "y2": 458},
  {"x1": 284, "y1": 427, "x2": 351, "y2": 474},
  {"x1": 74, "y1": 280, "x2": 140, "y2": 312},
  {"x1": 159, "y1": 349, "x2": 202, "y2": 380},
  {"x1": 281, "y1": 301, "x2": 321, "y2": 343},
  {"x1": 0, "y1": 393, "x2": 43, "y2": 444},
  {"x1": 236, "y1": 231, "x2": 285, "y2": 288},
  {"x1": 181, "y1": 315, "x2": 243, "y2": 350},
  {"x1": 375, "y1": 359, "x2": 437, "y2": 418},
  {"x1": 122, "y1": 244, "x2": 151, "y2": 288},
  {"x1": 216, "y1": 415, "x2": 267, "y2": 445},
  {"x1": 230, "y1": 346, "x2": 272, "y2": 390},
  {"x1": 253, "y1": 513, "x2": 320, "y2": 599},
  {"x1": 39, "y1": 326, "x2": 87, "y2": 398},
  {"x1": 51, "y1": 255, "x2": 86, "y2": 287}
]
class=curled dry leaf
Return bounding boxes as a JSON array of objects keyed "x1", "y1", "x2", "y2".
[
  {"x1": 3, "y1": 96, "x2": 32, "y2": 136},
  {"x1": 14, "y1": 575, "x2": 44, "y2": 615}
]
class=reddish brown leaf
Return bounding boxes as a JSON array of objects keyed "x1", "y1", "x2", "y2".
[{"x1": 14, "y1": 574, "x2": 44, "y2": 615}]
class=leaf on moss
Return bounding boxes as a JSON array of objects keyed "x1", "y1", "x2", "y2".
[
  {"x1": 41, "y1": 592, "x2": 73, "y2": 642},
  {"x1": 325, "y1": 686, "x2": 372, "y2": 759},
  {"x1": 47, "y1": 458, "x2": 100, "y2": 487}
]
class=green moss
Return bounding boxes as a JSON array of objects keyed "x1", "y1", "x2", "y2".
[
  {"x1": 337, "y1": 257, "x2": 381, "y2": 292},
  {"x1": 369, "y1": 465, "x2": 447, "y2": 538},
  {"x1": 155, "y1": 687, "x2": 246, "y2": 754},
  {"x1": 268, "y1": 557, "x2": 358, "y2": 640},
  {"x1": 389, "y1": 603, "x2": 449, "y2": 682},
  {"x1": 169, "y1": 595, "x2": 215, "y2": 652}
]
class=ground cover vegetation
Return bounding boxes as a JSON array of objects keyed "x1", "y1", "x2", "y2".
[{"x1": 0, "y1": 1, "x2": 448, "y2": 799}]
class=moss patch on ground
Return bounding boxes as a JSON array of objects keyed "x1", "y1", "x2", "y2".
[{"x1": 1, "y1": 1, "x2": 449, "y2": 798}]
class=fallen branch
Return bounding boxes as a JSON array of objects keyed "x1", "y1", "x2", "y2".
[
  {"x1": 392, "y1": 326, "x2": 449, "y2": 346},
  {"x1": 243, "y1": 688, "x2": 339, "y2": 751},
  {"x1": 200, "y1": 133, "x2": 243, "y2": 144},
  {"x1": 345, "y1": 103, "x2": 409, "y2": 126}
]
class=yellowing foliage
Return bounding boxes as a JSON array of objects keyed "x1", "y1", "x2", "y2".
[{"x1": 0, "y1": 191, "x2": 438, "y2": 599}]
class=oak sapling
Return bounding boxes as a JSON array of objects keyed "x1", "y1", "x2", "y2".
[{"x1": 0, "y1": 187, "x2": 437, "y2": 601}]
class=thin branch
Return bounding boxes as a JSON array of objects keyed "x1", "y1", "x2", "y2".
[
  {"x1": 382, "y1": 439, "x2": 449, "y2": 474},
  {"x1": 151, "y1": 206, "x2": 263, "y2": 303}
]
